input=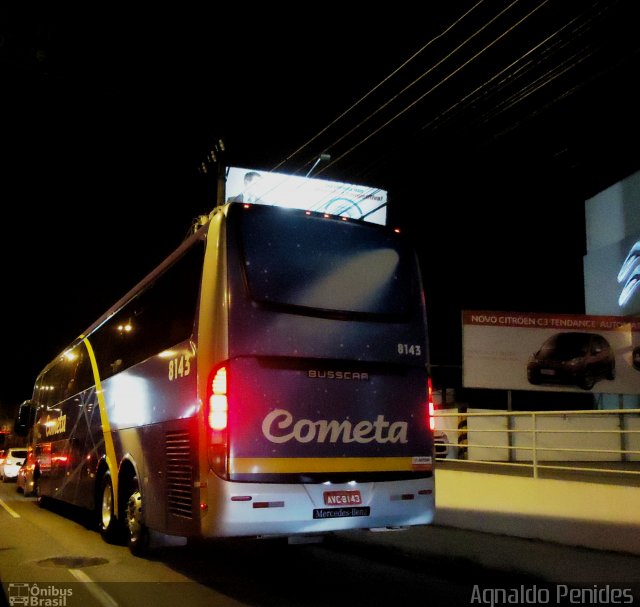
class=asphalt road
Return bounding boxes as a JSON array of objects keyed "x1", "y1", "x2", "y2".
[{"x1": 1, "y1": 480, "x2": 639, "y2": 607}]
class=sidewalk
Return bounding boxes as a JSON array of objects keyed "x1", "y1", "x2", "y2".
[
  {"x1": 434, "y1": 467, "x2": 640, "y2": 555},
  {"x1": 338, "y1": 523, "x2": 640, "y2": 586}
]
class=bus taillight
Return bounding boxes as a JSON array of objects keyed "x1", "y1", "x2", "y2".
[
  {"x1": 207, "y1": 364, "x2": 229, "y2": 478},
  {"x1": 208, "y1": 366, "x2": 228, "y2": 431},
  {"x1": 427, "y1": 377, "x2": 435, "y2": 432}
]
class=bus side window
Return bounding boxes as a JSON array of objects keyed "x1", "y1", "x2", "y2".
[
  {"x1": 89, "y1": 311, "x2": 129, "y2": 381},
  {"x1": 74, "y1": 349, "x2": 94, "y2": 393},
  {"x1": 90, "y1": 241, "x2": 203, "y2": 380},
  {"x1": 131, "y1": 241, "x2": 203, "y2": 357},
  {"x1": 39, "y1": 366, "x2": 64, "y2": 408},
  {"x1": 59, "y1": 346, "x2": 92, "y2": 401}
]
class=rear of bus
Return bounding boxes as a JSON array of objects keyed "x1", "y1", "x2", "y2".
[{"x1": 200, "y1": 202, "x2": 434, "y2": 537}]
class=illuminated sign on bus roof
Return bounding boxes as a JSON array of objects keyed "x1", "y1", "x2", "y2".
[{"x1": 225, "y1": 167, "x2": 388, "y2": 225}]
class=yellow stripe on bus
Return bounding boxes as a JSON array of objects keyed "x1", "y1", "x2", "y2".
[
  {"x1": 228, "y1": 457, "x2": 430, "y2": 474},
  {"x1": 81, "y1": 335, "x2": 119, "y2": 516}
]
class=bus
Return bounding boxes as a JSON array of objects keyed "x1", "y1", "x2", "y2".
[{"x1": 16, "y1": 195, "x2": 435, "y2": 555}]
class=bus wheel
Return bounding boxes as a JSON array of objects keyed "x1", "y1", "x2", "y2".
[
  {"x1": 125, "y1": 482, "x2": 149, "y2": 556},
  {"x1": 98, "y1": 473, "x2": 121, "y2": 543}
]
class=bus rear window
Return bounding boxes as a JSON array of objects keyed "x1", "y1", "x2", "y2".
[{"x1": 237, "y1": 206, "x2": 417, "y2": 317}]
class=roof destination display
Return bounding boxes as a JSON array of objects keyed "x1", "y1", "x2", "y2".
[{"x1": 225, "y1": 166, "x2": 388, "y2": 225}]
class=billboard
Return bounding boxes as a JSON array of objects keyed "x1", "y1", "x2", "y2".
[
  {"x1": 584, "y1": 170, "x2": 640, "y2": 316},
  {"x1": 463, "y1": 310, "x2": 640, "y2": 394},
  {"x1": 225, "y1": 167, "x2": 387, "y2": 225}
]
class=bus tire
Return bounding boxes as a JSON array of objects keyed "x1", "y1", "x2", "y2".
[
  {"x1": 98, "y1": 473, "x2": 121, "y2": 543},
  {"x1": 125, "y1": 479, "x2": 149, "y2": 557}
]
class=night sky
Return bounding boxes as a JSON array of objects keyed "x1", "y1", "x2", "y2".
[{"x1": 2, "y1": 3, "x2": 640, "y2": 409}]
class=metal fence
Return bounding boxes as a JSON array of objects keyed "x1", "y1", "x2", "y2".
[{"x1": 433, "y1": 408, "x2": 640, "y2": 479}]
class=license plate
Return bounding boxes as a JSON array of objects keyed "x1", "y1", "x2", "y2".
[
  {"x1": 323, "y1": 490, "x2": 362, "y2": 506},
  {"x1": 540, "y1": 369, "x2": 556, "y2": 376},
  {"x1": 313, "y1": 507, "x2": 370, "y2": 519}
]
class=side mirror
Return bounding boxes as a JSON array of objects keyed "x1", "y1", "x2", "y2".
[{"x1": 14, "y1": 400, "x2": 36, "y2": 437}]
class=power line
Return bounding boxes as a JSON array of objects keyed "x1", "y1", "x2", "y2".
[
  {"x1": 307, "y1": 0, "x2": 523, "y2": 175},
  {"x1": 316, "y1": 0, "x2": 551, "y2": 176},
  {"x1": 419, "y1": 1, "x2": 609, "y2": 135},
  {"x1": 335, "y1": 1, "x2": 607, "y2": 184},
  {"x1": 270, "y1": 0, "x2": 488, "y2": 173}
]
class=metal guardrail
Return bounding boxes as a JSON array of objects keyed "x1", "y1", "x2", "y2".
[{"x1": 433, "y1": 408, "x2": 640, "y2": 479}]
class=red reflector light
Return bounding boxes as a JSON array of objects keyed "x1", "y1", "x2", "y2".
[
  {"x1": 253, "y1": 501, "x2": 285, "y2": 509},
  {"x1": 418, "y1": 489, "x2": 433, "y2": 495},
  {"x1": 231, "y1": 496, "x2": 253, "y2": 502},
  {"x1": 390, "y1": 493, "x2": 415, "y2": 501}
]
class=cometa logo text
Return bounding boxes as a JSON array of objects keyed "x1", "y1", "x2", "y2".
[{"x1": 262, "y1": 409, "x2": 408, "y2": 444}]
